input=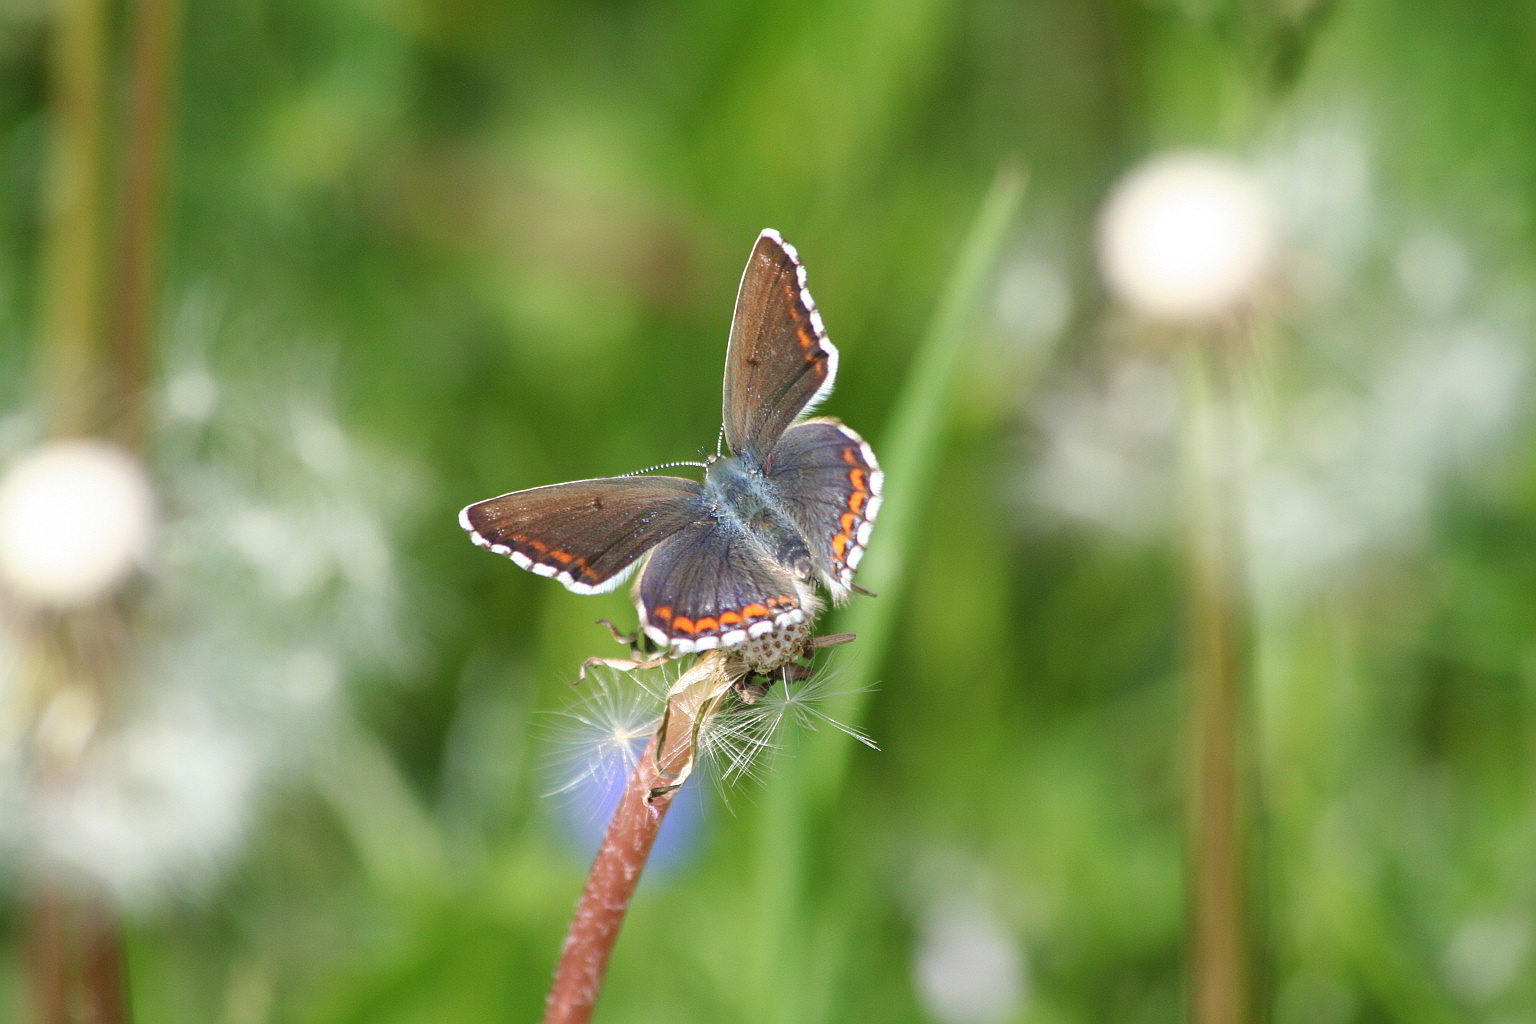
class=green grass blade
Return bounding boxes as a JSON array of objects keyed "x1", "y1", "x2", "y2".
[{"x1": 749, "y1": 164, "x2": 1030, "y2": 1024}]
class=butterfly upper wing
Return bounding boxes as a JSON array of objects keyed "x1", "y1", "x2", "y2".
[
  {"x1": 722, "y1": 230, "x2": 839, "y2": 463},
  {"x1": 460, "y1": 476, "x2": 704, "y2": 595},
  {"x1": 635, "y1": 517, "x2": 813, "y2": 654},
  {"x1": 763, "y1": 418, "x2": 883, "y2": 600}
]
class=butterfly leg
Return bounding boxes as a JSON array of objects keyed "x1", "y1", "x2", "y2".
[
  {"x1": 595, "y1": 618, "x2": 648, "y2": 650},
  {"x1": 594, "y1": 616, "x2": 672, "y2": 661},
  {"x1": 575, "y1": 651, "x2": 673, "y2": 684}
]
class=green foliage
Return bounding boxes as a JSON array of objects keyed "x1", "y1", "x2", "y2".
[{"x1": 3, "y1": 0, "x2": 1535, "y2": 1021}]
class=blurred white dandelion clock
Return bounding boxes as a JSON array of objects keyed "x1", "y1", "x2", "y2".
[
  {"x1": 994, "y1": 252, "x2": 1072, "y2": 352},
  {"x1": 1444, "y1": 914, "x2": 1529, "y2": 1002},
  {"x1": 913, "y1": 895, "x2": 1028, "y2": 1024},
  {"x1": 34, "y1": 710, "x2": 259, "y2": 900},
  {"x1": 1027, "y1": 356, "x2": 1180, "y2": 535},
  {"x1": 1098, "y1": 152, "x2": 1276, "y2": 321},
  {"x1": 0, "y1": 440, "x2": 155, "y2": 607}
]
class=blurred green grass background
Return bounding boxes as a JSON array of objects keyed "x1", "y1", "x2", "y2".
[{"x1": 3, "y1": 1, "x2": 1535, "y2": 1022}]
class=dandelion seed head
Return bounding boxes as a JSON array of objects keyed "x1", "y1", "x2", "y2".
[
  {"x1": 31, "y1": 708, "x2": 259, "y2": 902},
  {"x1": 699, "y1": 694, "x2": 781, "y2": 790},
  {"x1": 1245, "y1": 324, "x2": 1527, "y2": 595},
  {"x1": 164, "y1": 365, "x2": 220, "y2": 424},
  {"x1": 0, "y1": 440, "x2": 156, "y2": 608},
  {"x1": 994, "y1": 252, "x2": 1071, "y2": 351},
  {"x1": 1098, "y1": 152, "x2": 1275, "y2": 321},
  {"x1": 1395, "y1": 230, "x2": 1470, "y2": 317},
  {"x1": 1027, "y1": 357, "x2": 1179, "y2": 534},
  {"x1": 1260, "y1": 115, "x2": 1374, "y2": 301},
  {"x1": 540, "y1": 666, "x2": 665, "y2": 817},
  {"x1": 1445, "y1": 914, "x2": 1529, "y2": 1002},
  {"x1": 698, "y1": 664, "x2": 878, "y2": 794},
  {"x1": 6, "y1": 312, "x2": 416, "y2": 899},
  {"x1": 913, "y1": 895, "x2": 1028, "y2": 1024},
  {"x1": 539, "y1": 663, "x2": 711, "y2": 866}
]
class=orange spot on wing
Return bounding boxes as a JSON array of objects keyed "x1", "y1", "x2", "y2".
[
  {"x1": 834, "y1": 535, "x2": 848, "y2": 558},
  {"x1": 550, "y1": 549, "x2": 574, "y2": 564},
  {"x1": 719, "y1": 610, "x2": 743, "y2": 627},
  {"x1": 743, "y1": 603, "x2": 770, "y2": 620},
  {"x1": 840, "y1": 512, "x2": 857, "y2": 535},
  {"x1": 528, "y1": 538, "x2": 549, "y2": 553},
  {"x1": 695, "y1": 617, "x2": 719, "y2": 634},
  {"x1": 842, "y1": 447, "x2": 857, "y2": 464},
  {"x1": 850, "y1": 469, "x2": 867, "y2": 492},
  {"x1": 796, "y1": 327, "x2": 814, "y2": 350},
  {"x1": 653, "y1": 606, "x2": 673, "y2": 621},
  {"x1": 850, "y1": 491, "x2": 867, "y2": 514},
  {"x1": 672, "y1": 616, "x2": 695, "y2": 636}
]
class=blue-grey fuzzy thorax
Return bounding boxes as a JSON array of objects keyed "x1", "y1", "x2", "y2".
[{"x1": 702, "y1": 455, "x2": 813, "y2": 578}]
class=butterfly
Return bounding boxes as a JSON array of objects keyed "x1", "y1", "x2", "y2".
[{"x1": 459, "y1": 230, "x2": 882, "y2": 672}]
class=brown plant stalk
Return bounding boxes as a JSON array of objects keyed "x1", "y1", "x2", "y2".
[
  {"x1": 1182, "y1": 340, "x2": 1251, "y2": 1024},
  {"x1": 541, "y1": 652, "x2": 738, "y2": 1024},
  {"x1": 28, "y1": 0, "x2": 181, "y2": 1017},
  {"x1": 109, "y1": 0, "x2": 181, "y2": 449}
]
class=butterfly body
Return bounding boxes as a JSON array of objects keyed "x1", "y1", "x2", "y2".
[
  {"x1": 700, "y1": 454, "x2": 815, "y2": 582},
  {"x1": 461, "y1": 230, "x2": 881, "y2": 670}
]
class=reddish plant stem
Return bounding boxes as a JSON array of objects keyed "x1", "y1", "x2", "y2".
[
  {"x1": 81, "y1": 895, "x2": 131, "y2": 1024},
  {"x1": 25, "y1": 870, "x2": 130, "y2": 1024},
  {"x1": 540, "y1": 736, "x2": 679, "y2": 1024},
  {"x1": 25, "y1": 883, "x2": 68, "y2": 1024},
  {"x1": 109, "y1": 0, "x2": 180, "y2": 450},
  {"x1": 542, "y1": 654, "x2": 728, "y2": 1024},
  {"x1": 24, "y1": 616, "x2": 134, "y2": 1024}
]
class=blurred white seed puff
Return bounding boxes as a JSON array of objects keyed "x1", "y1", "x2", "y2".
[
  {"x1": 32, "y1": 709, "x2": 259, "y2": 898},
  {"x1": 541, "y1": 666, "x2": 662, "y2": 812},
  {"x1": 1098, "y1": 152, "x2": 1276, "y2": 321},
  {"x1": 913, "y1": 894, "x2": 1028, "y2": 1024},
  {"x1": 0, "y1": 325, "x2": 417, "y2": 901},
  {"x1": 0, "y1": 440, "x2": 155, "y2": 607}
]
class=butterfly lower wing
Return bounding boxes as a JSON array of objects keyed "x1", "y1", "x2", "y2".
[
  {"x1": 460, "y1": 476, "x2": 703, "y2": 595},
  {"x1": 762, "y1": 419, "x2": 882, "y2": 600},
  {"x1": 635, "y1": 519, "x2": 811, "y2": 654},
  {"x1": 721, "y1": 230, "x2": 839, "y2": 462}
]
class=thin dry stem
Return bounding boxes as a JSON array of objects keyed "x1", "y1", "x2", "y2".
[
  {"x1": 1183, "y1": 341, "x2": 1251, "y2": 1024},
  {"x1": 41, "y1": 0, "x2": 107, "y2": 436},
  {"x1": 109, "y1": 0, "x2": 181, "y2": 449},
  {"x1": 29, "y1": 0, "x2": 176, "y2": 1011}
]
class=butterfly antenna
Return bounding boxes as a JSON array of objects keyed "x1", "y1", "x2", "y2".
[
  {"x1": 619, "y1": 460, "x2": 709, "y2": 477},
  {"x1": 715, "y1": 425, "x2": 725, "y2": 458}
]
